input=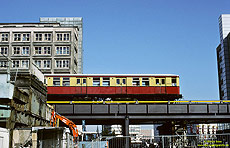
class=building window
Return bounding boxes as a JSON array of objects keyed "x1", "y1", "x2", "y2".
[
  {"x1": 0, "y1": 61, "x2": 7, "y2": 68},
  {"x1": 142, "y1": 78, "x2": 149, "y2": 86},
  {"x1": 12, "y1": 60, "x2": 29, "y2": 68},
  {"x1": 14, "y1": 34, "x2": 21, "y2": 41},
  {"x1": 63, "y1": 46, "x2": 69, "y2": 54},
  {"x1": 22, "y1": 47, "x2": 29, "y2": 55},
  {"x1": 44, "y1": 33, "x2": 51, "y2": 41},
  {"x1": 55, "y1": 60, "x2": 69, "y2": 68},
  {"x1": 35, "y1": 33, "x2": 42, "y2": 41},
  {"x1": 93, "y1": 78, "x2": 100, "y2": 86},
  {"x1": 56, "y1": 46, "x2": 70, "y2": 55},
  {"x1": 21, "y1": 60, "x2": 29, "y2": 68},
  {"x1": 12, "y1": 47, "x2": 30, "y2": 56},
  {"x1": 1, "y1": 33, "x2": 8, "y2": 41},
  {"x1": 172, "y1": 78, "x2": 177, "y2": 86},
  {"x1": 53, "y1": 77, "x2": 60, "y2": 86},
  {"x1": 64, "y1": 33, "x2": 70, "y2": 41},
  {"x1": 63, "y1": 60, "x2": 69, "y2": 68},
  {"x1": 57, "y1": 33, "x2": 63, "y2": 41},
  {"x1": 44, "y1": 47, "x2": 51, "y2": 55},
  {"x1": 22, "y1": 34, "x2": 30, "y2": 41},
  {"x1": 56, "y1": 47, "x2": 62, "y2": 54},
  {"x1": 43, "y1": 60, "x2": 51, "y2": 68},
  {"x1": 132, "y1": 78, "x2": 140, "y2": 86},
  {"x1": 63, "y1": 77, "x2": 70, "y2": 86},
  {"x1": 13, "y1": 47, "x2": 20, "y2": 55},
  {"x1": 56, "y1": 33, "x2": 70, "y2": 41},
  {"x1": 0, "y1": 47, "x2": 8, "y2": 55},
  {"x1": 56, "y1": 60, "x2": 62, "y2": 68},
  {"x1": 103, "y1": 78, "x2": 110, "y2": 86},
  {"x1": 220, "y1": 79, "x2": 223, "y2": 85},
  {"x1": 12, "y1": 60, "x2": 20, "y2": 68},
  {"x1": 34, "y1": 46, "x2": 51, "y2": 55},
  {"x1": 35, "y1": 47, "x2": 42, "y2": 55},
  {"x1": 34, "y1": 60, "x2": 41, "y2": 68},
  {"x1": 219, "y1": 56, "x2": 222, "y2": 63}
]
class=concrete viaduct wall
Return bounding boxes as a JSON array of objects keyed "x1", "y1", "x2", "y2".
[{"x1": 53, "y1": 103, "x2": 230, "y2": 125}]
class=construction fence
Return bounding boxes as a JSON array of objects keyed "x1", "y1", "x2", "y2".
[{"x1": 78, "y1": 133, "x2": 230, "y2": 148}]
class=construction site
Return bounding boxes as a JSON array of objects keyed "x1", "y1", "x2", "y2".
[{"x1": 0, "y1": 64, "x2": 81, "y2": 147}]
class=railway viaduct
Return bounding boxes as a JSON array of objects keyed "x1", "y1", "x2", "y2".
[{"x1": 48, "y1": 101, "x2": 230, "y2": 136}]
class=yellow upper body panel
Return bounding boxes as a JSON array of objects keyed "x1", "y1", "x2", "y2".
[{"x1": 45, "y1": 75, "x2": 179, "y2": 87}]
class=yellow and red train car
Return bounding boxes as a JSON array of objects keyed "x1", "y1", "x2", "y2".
[{"x1": 45, "y1": 74, "x2": 182, "y2": 101}]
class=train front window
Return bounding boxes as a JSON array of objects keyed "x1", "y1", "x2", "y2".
[
  {"x1": 103, "y1": 78, "x2": 110, "y2": 86},
  {"x1": 172, "y1": 78, "x2": 177, "y2": 86},
  {"x1": 63, "y1": 77, "x2": 70, "y2": 86},
  {"x1": 132, "y1": 78, "x2": 140, "y2": 86},
  {"x1": 142, "y1": 78, "x2": 149, "y2": 86},
  {"x1": 53, "y1": 77, "x2": 60, "y2": 86},
  {"x1": 93, "y1": 78, "x2": 100, "y2": 86}
]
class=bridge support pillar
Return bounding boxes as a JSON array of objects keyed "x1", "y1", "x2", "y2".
[{"x1": 122, "y1": 116, "x2": 130, "y2": 148}]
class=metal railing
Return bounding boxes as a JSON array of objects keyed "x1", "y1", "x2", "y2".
[
  {"x1": 77, "y1": 133, "x2": 230, "y2": 148},
  {"x1": 47, "y1": 100, "x2": 230, "y2": 104}
]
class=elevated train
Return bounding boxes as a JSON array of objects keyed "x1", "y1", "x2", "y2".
[{"x1": 45, "y1": 74, "x2": 182, "y2": 101}]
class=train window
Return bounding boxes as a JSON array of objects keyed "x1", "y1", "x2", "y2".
[
  {"x1": 116, "y1": 79, "x2": 120, "y2": 84},
  {"x1": 132, "y1": 78, "x2": 140, "y2": 86},
  {"x1": 93, "y1": 78, "x2": 100, "y2": 86},
  {"x1": 103, "y1": 78, "x2": 110, "y2": 86},
  {"x1": 83, "y1": 79, "x2": 86, "y2": 84},
  {"x1": 156, "y1": 79, "x2": 160, "y2": 84},
  {"x1": 122, "y1": 79, "x2": 126, "y2": 84},
  {"x1": 53, "y1": 77, "x2": 60, "y2": 86},
  {"x1": 63, "y1": 77, "x2": 70, "y2": 86},
  {"x1": 161, "y1": 79, "x2": 165, "y2": 85},
  {"x1": 172, "y1": 78, "x2": 177, "y2": 86},
  {"x1": 77, "y1": 79, "x2": 80, "y2": 84},
  {"x1": 142, "y1": 78, "x2": 149, "y2": 86}
]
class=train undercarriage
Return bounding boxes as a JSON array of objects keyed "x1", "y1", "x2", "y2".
[{"x1": 47, "y1": 94, "x2": 182, "y2": 101}]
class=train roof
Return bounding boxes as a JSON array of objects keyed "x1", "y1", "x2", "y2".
[{"x1": 44, "y1": 74, "x2": 179, "y2": 77}]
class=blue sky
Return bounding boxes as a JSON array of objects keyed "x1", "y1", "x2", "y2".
[{"x1": 1, "y1": 0, "x2": 230, "y2": 100}]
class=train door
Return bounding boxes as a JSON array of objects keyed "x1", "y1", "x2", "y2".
[
  {"x1": 115, "y1": 78, "x2": 127, "y2": 94},
  {"x1": 155, "y1": 78, "x2": 166, "y2": 94},
  {"x1": 81, "y1": 78, "x2": 87, "y2": 94},
  {"x1": 76, "y1": 78, "x2": 87, "y2": 94}
]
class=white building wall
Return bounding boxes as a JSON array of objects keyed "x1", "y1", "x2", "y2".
[
  {"x1": 198, "y1": 124, "x2": 218, "y2": 135},
  {"x1": 219, "y1": 14, "x2": 230, "y2": 40},
  {"x1": 104, "y1": 125, "x2": 141, "y2": 136},
  {"x1": 0, "y1": 128, "x2": 9, "y2": 148}
]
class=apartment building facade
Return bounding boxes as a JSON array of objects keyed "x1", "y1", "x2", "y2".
[{"x1": 0, "y1": 17, "x2": 83, "y2": 74}]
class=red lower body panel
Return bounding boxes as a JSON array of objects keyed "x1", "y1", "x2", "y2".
[{"x1": 47, "y1": 86, "x2": 180, "y2": 95}]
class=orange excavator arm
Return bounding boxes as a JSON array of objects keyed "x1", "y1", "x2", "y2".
[{"x1": 50, "y1": 110, "x2": 78, "y2": 142}]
